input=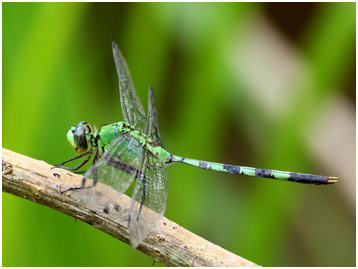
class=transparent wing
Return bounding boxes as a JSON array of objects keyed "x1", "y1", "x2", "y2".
[
  {"x1": 125, "y1": 86, "x2": 168, "y2": 247},
  {"x1": 85, "y1": 133, "x2": 144, "y2": 194},
  {"x1": 146, "y1": 86, "x2": 163, "y2": 147},
  {"x1": 128, "y1": 153, "x2": 168, "y2": 248},
  {"x1": 112, "y1": 42, "x2": 146, "y2": 131}
]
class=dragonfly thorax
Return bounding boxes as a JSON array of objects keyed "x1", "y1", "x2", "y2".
[
  {"x1": 97, "y1": 121, "x2": 148, "y2": 150},
  {"x1": 67, "y1": 121, "x2": 95, "y2": 153}
]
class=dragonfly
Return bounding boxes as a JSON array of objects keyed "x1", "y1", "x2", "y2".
[{"x1": 54, "y1": 42, "x2": 339, "y2": 248}]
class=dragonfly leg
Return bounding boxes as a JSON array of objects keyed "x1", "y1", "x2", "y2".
[
  {"x1": 136, "y1": 176, "x2": 146, "y2": 221},
  {"x1": 52, "y1": 151, "x2": 93, "y2": 171},
  {"x1": 60, "y1": 150, "x2": 99, "y2": 193},
  {"x1": 60, "y1": 172, "x2": 97, "y2": 194},
  {"x1": 73, "y1": 170, "x2": 87, "y2": 174}
]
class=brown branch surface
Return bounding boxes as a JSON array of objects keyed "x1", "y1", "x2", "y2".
[{"x1": 2, "y1": 148, "x2": 259, "y2": 267}]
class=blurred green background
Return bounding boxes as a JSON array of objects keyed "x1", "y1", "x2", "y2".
[{"x1": 3, "y1": 2, "x2": 355, "y2": 266}]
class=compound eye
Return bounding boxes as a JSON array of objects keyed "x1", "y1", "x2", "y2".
[
  {"x1": 67, "y1": 121, "x2": 93, "y2": 153},
  {"x1": 74, "y1": 125, "x2": 88, "y2": 151}
]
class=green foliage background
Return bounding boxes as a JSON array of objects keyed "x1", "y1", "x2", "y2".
[{"x1": 3, "y1": 2, "x2": 355, "y2": 266}]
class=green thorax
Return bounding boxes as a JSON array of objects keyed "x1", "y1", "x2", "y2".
[{"x1": 97, "y1": 121, "x2": 171, "y2": 162}]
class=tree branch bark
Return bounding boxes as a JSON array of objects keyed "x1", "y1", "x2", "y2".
[{"x1": 2, "y1": 148, "x2": 259, "y2": 267}]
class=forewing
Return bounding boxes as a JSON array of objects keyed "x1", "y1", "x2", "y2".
[
  {"x1": 112, "y1": 42, "x2": 146, "y2": 131},
  {"x1": 128, "y1": 153, "x2": 168, "y2": 248},
  {"x1": 146, "y1": 86, "x2": 163, "y2": 147},
  {"x1": 85, "y1": 133, "x2": 144, "y2": 194}
]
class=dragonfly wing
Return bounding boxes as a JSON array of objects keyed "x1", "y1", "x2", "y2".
[
  {"x1": 85, "y1": 133, "x2": 144, "y2": 194},
  {"x1": 112, "y1": 42, "x2": 146, "y2": 131},
  {"x1": 126, "y1": 87, "x2": 168, "y2": 247},
  {"x1": 128, "y1": 153, "x2": 168, "y2": 248},
  {"x1": 146, "y1": 86, "x2": 163, "y2": 147}
]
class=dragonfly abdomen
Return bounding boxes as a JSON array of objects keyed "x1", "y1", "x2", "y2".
[{"x1": 169, "y1": 155, "x2": 338, "y2": 185}]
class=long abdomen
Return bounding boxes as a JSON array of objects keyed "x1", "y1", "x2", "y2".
[{"x1": 169, "y1": 155, "x2": 338, "y2": 185}]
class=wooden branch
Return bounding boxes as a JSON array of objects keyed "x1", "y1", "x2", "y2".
[{"x1": 2, "y1": 148, "x2": 259, "y2": 267}]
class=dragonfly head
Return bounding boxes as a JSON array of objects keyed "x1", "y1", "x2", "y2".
[{"x1": 67, "y1": 121, "x2": 93, "y2": 153}]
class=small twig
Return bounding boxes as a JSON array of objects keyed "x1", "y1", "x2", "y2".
[{"x1": 2, "y1": 148, "x2": 259, "y2": 267}]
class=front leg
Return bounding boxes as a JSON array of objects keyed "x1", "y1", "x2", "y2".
[
  {"x1": 60, "y1": 149, "x2": 99, "y2": 193},
  {"x1": 52, "y1": 151, "x2": 92, "y2": 171}
]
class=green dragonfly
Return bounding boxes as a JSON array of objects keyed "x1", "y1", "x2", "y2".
[{"x1": 54, "y1": 42, "x2": 339, "y2": 248}]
